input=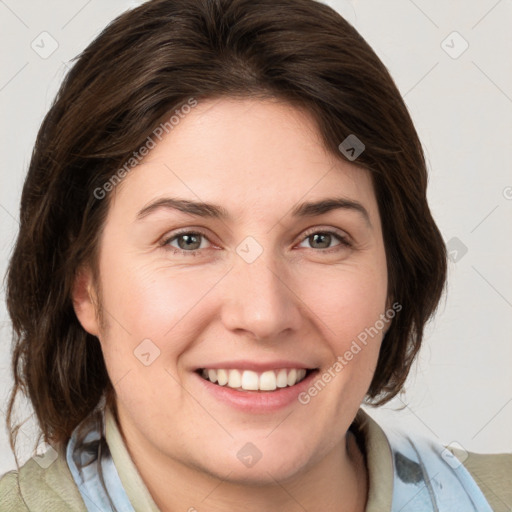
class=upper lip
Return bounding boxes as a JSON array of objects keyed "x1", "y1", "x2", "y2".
[{"x1": 195, "y1": 360, "x2": 318, "y2": 372}]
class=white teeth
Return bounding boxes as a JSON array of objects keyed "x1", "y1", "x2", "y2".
[
  {"x1": 200, "y1": 368, "x2": 309, "y2": 391},
  {"x1": 276, "y1": 369, "x2": 288, "y2": 388},
  {"x1": 216, "y1": 369, "x2": 228, "y2": 386},
  {"x1": 228, "y1": 369, "x2": 241, "y2": 388},
  {"x1": 259, "y1": 370, "x2": 277, "y2": 391},
  {"x1": 287, "y1": 369, "x2": 297, "y2": 387},
  {"x1": 241, "y1": 370, "x2": 259, "y2": 390}
]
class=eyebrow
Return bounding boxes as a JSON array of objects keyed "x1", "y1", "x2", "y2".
[{"x1": 136, "y1": 196, "x2": 371, "y2": 226}]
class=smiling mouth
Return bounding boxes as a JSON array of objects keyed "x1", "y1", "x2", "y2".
[{"x1": 196, "y1": 367, "x2": 318, "y2": 392}]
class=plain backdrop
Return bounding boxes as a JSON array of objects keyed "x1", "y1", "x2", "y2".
[{"x1": 0, "y1": 0, "x2": 511, "y2": 475}]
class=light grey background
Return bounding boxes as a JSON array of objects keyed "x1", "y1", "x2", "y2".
[{"x1": 1, "y1": 0, "x2": 511, "y2": 474}]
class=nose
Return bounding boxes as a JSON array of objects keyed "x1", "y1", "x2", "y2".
[{"x1": 219, "y1": 245, "x2": 303, "y2": 342}]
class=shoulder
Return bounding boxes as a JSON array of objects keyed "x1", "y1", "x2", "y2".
[
  {"x1": 450, "y1": 447, "x2": 512, "y2": 512},
  {"x1": 0, "y1": 446, "x2": 86, "y2": 512},
  {"x1": 354, "y1": 409, "x2": 512, "y2": 511},
  {"x1": 0, "y1": 471, "x2": 26, "y2": 511}
]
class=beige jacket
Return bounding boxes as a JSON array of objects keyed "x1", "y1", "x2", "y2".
[{"x1": 1, "y1": 409, "x2": 510, "y2": 511}]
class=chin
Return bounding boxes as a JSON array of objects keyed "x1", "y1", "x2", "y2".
[
  {"x1": 196, "y1": 440, "x2": 316, "y2": 486},
  {"x1": 204, "y1": 456, "x2": 309, "y2": 486}
]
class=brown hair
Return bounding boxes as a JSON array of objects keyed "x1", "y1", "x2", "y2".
[{"x1": 5, "y1": 0, "x2": 446, "y2": 451}]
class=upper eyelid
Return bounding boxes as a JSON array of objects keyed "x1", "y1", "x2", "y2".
[{"x1": 300, "y1": 226, "x2": 350, "y2": 240}]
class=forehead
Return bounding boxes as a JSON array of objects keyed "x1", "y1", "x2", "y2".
[{"x1": 109, "y1": 97, "x2": 378, "y2": 223}]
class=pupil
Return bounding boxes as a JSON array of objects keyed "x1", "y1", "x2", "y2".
[
  {"x1": 179, "y1": 234, "x2": 200, "y2": 250},
  {"x1": 312, "y1": 233, "x2": 330, "y2": 249}
]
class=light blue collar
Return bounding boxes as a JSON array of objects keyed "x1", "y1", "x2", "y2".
[
  {"x1": 384, "y1": 426, "x2": 493, "y2": 511},
  {"x1": 66, "y1": 410, "x2": 135, "y2": 512},
  {"x1": 66, "y1": 408, "x2": 493, "y2": 512}
]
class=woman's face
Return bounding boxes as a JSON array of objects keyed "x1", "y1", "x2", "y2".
[{"x1": 75, "y1": 97, "x2": 388, "y2": 483}]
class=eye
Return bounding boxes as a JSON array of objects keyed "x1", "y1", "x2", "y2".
[
  {"x1": 161, "y1": 230, "x2": 212, "y2": 256},
  {"x1": 160, "y1": 227, "x2": 352, "y2": 257},
  {"x1": 297, "y1": 229, "x2": 351, "y2": 253}
]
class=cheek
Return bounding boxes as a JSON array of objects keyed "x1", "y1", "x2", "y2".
[
  {"x1": 95, "y1": 259, "x2": 210, "y2": 410},
  {"x1": 296, "y1": 277, "x2": 384, "y2": 410},
  {"x1": 99, "y1": 252, "x2": 221, "y2": 343},
  {"x1": 304, "y1": 263, "x2": 388, "y2": 343},
  {"x1": 301, "y1": 262, "x2": 388, "y2": 404}
]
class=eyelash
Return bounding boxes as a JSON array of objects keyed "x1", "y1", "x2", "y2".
[{"x1": 160, "y1": 228, "x2": 352, "y2": 257}]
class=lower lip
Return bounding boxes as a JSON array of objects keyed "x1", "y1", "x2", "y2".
[{"x1": 194, "y1": 370, "x2": 319, "y2": 413}]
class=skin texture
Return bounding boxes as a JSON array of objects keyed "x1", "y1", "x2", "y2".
[{"x1": 73, "y1": 97, "x2": 388, "y2": 512}]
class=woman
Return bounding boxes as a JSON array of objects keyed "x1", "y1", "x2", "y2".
[{"x1": 1, "y1": 0, "x2": 510, "y2": 510}]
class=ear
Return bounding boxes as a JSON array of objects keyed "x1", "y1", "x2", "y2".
[{"x1": 71, "y1": 265, "x2": 101, "y2": 337}]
